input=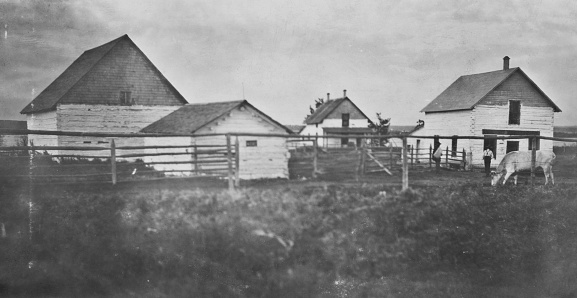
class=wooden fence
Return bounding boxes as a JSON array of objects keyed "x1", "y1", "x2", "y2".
[
  {"x1": 1, "y1": 129, "x2": 577, "y2": 190},
  {"x1": 0, "y1": 136, "x2": 239, "y2": 188}
]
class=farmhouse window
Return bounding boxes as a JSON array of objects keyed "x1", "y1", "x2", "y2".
[
  {"x1": 341, "y1": 138, "x2": 349, "y2": 146},
  {"x1": 246, "y1": 140, "x2": 257, "y2": 147},
  {"x1": 506, "y1": 141, "x2": 519, "y2": 153},
  {"x1": 528, "y1": 138, "x2": 540, "y2": 150},
  {"x1": 342, "y1": 113, "x2": 350, "y2": 127},
  {"x1": 451, "y1": 136, "x2": 458, "y2": 157},
  {"x1": 508, "y1": 100, "x2": 521, "y2": 125},
  {"x1": 120, "y1": 91, "x2": 132, "y2": 106}
]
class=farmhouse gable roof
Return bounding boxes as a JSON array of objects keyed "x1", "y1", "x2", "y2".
[
  {"x1": 420, "y1": 67, "x2": 561, "y2": 113},
  {"x1": 21, "y1": 34, "x2": 187, "y2": 114},
  {"x1": 305, "y1": 97, "x2": 371, "y2": 125},
  {"x1": 141, "y1": 100, "x2": 293, "y2": 134}
]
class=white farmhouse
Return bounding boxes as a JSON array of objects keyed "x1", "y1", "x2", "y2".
[
  {"x1": 141, "y1": 100, "x2": 293, "y2": 180},
  {"x1": 300, "y1": 90, "x2": 373, "y2": 147},
  {"x1": 410, "y1": 57, "x2": 562, "y2": 167},
  {"x1": 20, "y1": 34, "x2": 187, "y2": 153}
]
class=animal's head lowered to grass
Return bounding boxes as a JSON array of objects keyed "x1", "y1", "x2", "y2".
[{"x1": 490, "y1": 171, "x2": 503, "y2": 186}]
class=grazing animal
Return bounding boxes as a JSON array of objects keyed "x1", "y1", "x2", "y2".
[{"x1": 491, "y1": 150, "x2": 556, "y2": 186}]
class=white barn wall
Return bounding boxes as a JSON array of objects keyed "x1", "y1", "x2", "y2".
[
  {"x1": 57, "y1": 104, "x2": 180, "y2": 133},
  {"x1": 194, "y1": 106, "x2": 289, "y2": 180},
  {"x1": 143, "y1": 137, "x2": 193, "y2": 175},
  {"x1": 27, "y1": 111, "x2": 58, "y2": 148},
  {"x1": 53, "y1": 104, "x2": 180, "y2": 158}
]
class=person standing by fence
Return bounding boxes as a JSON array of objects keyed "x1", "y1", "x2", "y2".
[{"x1": 483, "y1": 147, "x2": 494, "y2": 177}]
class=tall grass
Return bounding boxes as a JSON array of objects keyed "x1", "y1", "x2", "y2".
[{"x1": 1, "y1": 182, "x2": 576, "y2": 297}]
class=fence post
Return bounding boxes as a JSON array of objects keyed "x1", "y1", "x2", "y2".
[
  {"x1": 312, "y1": 139, "x2": 318, "y2": 178},
  {"x1": 429, "y1": 144, "x2": 432, "y2": 168},
  {"x1": 356, "y1": 141, "x2": 365, "y2": 181},
  {"x1": 389, "y1": 145, "x2": 393, "y2": 168},
  {"x1": 235, "y1": 136, "x2": 240, "y2": 187},
  {"x1": 226, "y1": 134, "x2": 234, "y2": 192},
  {"x1": 402, "y1": 136, "x2": 409, "y2": 190},
  {"x1": 110, "y1": 139, "x2": 117, "y2": 185},
  {"x1": 416, "y1": 144, "x2": 419, "y2": 164},
  {"x1": 462, "y1": 148, "x2": 466, "y2": 170},
  {"x1": 445, "y1": 146, "x2": 449, "y2": 168},
  {"x1": 531, "y1": 136, "x2": 536, "y2": 186},
  {"x1": 193, "y1": 142, "x2": 198, "y2": 175},
  {"x1": 410, "y1": 145, "x2": 414, "y2": 168}
]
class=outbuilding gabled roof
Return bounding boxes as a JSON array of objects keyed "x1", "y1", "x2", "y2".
[
  {"x1": 421, "y1": 67, "x2": 561, "y2": 113},
  {"x1": 305, "y1": 97, "x2": 371, "y2": 125},
  {"x1": 141, "y1": 100, "x2": 293, "y2": 134},
  {"x1": 21, "y1": 34, "x2": 187, "y2": 114}
]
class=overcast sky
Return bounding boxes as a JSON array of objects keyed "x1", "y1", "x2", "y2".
[{"x1": 1, "y1": 0, "x2": 576, "y2": 126}]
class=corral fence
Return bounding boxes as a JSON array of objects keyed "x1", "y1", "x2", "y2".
[{"x1": 1, "y1": 129, "x2": 577, "y2": 191}]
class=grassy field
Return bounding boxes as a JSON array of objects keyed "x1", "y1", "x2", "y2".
[{"x1": 0, "y1": 151, "x2": 576, "y2": 297}]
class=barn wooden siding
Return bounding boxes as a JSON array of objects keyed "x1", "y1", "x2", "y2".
[
  {"x1": 27, "y1": 111, "x2": 58, "y2": 147},
  {"x1": 193, "y1": 106, "x2": 289, "y2": 179},
  {"x1": 26, "y1": 104, "x2": 179, "y2": 156},
  {"x1": 143, "y1": 137, "x2": 194, "y2": 175}
]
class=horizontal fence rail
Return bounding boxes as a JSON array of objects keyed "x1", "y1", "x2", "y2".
[{"x1": 1, "y1": 129, "x2": 576, "y2": 190}]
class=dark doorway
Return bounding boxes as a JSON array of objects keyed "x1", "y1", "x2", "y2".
[{"x1": 484, "y1": 135, "x2": 497, "y2": 159}]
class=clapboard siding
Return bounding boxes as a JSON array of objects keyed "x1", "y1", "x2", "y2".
[
  {"x1": 471, "y1": 105, "x2": 554, "y2": 164},
  {"x1": 57, "y1": 104, "x2": 179, "y2": 133},
  {"x1": 27, "y1": 111, "x2": 58, "y2": 147},
  {"x1": 410, "y1": 110, "x2": 473, "y2": 162},
  {"x1": 143, "y1": 137, "x2": 193, "y2": 175},
  {"x1": 195, "y1": 106, "x2": 289, "y2": 179},
  {"x1": 479, "y1": 72, "x2": 551, "y2": 107}
]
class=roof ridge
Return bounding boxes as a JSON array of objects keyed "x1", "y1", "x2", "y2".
[
  {"x1": 53, "y1": 35, "x2": 126, "y2": 109},
  {"x1": 460, "y1": 67, "x2": 519, "y2": 78},
  {"x1": 185, "y1": 100, "x2": 245, "y2": 106}
]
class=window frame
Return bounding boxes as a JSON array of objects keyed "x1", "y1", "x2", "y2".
[
  {"x1": 246, "y1": 140, "x2": 257, "y2": 147},
  {"x1": 341, "y1": 113, "x2": 350, "y2": 127},
  {"x1": 508, "y1": 100, "x2": 521, "y2": 125},
  {"x1": 506, "y1": 141, "x2": 519, "y2": 153},
  {"x1": 451, "y1": 136, "x2": 458, "y2": 157},
  {"x1": 120, "y1": 91, "x2": 132, "y2": 106}
]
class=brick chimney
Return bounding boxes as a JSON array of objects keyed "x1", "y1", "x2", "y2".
[
  {"x1": 503, "y1": 56, "x2": 510, "y2": 70},
  {"x1": 343, "y1": 89, "x2": 347, "y2": 98}
]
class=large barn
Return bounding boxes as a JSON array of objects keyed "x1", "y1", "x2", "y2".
[
  {"x1": 409, "y1": 57, "x2": 562, "y2": 167},
  {"x1": 141, "y1": 100, "x2": 292, "y2": 180},
  {"x1": 20, "y1": 34, "x2": 187, "y2": 153},
  {"x1": 300, "y1": 90, "x2": 373, "y2": 147}
]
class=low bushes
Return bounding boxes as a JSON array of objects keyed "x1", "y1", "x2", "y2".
[{"x1": 1, "y1": 182, "x2": 577, "y2": 297}]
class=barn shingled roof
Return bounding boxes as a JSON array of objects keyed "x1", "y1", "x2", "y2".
[
  {"x1": 141, "y1": 100, "x2": 293, "y2": 134},
  {"x1": 20, "y1": 34, "x2": 187, "y2": 114},
  {"x1": 420, "y1": 67, "x2": 561, "y2": 113},
  {"x1": 305, "y1": 97, "x2": 371, "y2": 125}
]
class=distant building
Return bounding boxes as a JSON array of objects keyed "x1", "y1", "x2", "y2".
[
  {"x1": 300, "y1": 90, "x2": 373, "y2": 147},
  {"x1": 20, "y1": 34, "x2": 186, "y2": 153},
  {"x1": 142, "y1": 100, "x2": 293, "y2": 179},
  {"x1": 0, "y1": 120, "x2": 27, "y2": 148},
  {"x1": 410, "y1": 57, "x2": 562, "y2": 167}
]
